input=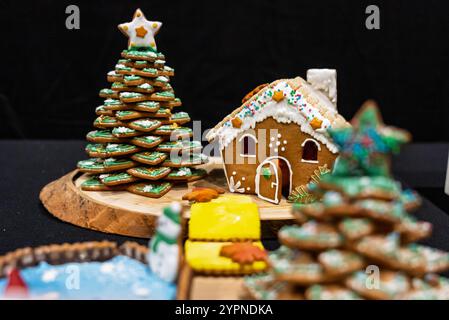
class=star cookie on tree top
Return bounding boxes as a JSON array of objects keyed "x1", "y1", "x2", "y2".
[
  {"x1": 118, "y1": 8, "x2": 162, "y2": 51},
  {"x1": 328, "y1": 100, "x2": 411, "y2": 177}
]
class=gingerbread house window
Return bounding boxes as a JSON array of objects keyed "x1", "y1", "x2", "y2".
[
  {"x1": 239, "y1": 134, "x2": 257, "y2": 157},
  {"x1": 301, "y1": 138, "x2": 320, "y2": 163}
]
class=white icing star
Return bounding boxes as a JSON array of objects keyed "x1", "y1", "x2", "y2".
[{"x1": 118, "y1": 8, "x2": 162, "y2": 50}]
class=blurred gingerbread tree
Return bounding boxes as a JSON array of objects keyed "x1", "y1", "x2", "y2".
[
  {"x1": 245, "y1": 101, "x2": 449, "y2": 300},
  {"x1": 76, "y1": 9, "x2": 207, "y2": 198}
]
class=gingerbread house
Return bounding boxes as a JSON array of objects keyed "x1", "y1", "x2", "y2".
[{"x1": 206, "y1": 69, "x2": 350, "y2": 204}]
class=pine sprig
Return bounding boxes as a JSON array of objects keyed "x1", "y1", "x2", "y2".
[{"x1": 288, "y1": 164, "x2": 331, "y2": 204}]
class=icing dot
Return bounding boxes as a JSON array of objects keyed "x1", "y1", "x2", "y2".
[
  {"x1": 283, "y1": 140, "x2": 287, "y2": 144},
  {"x1": 270, "y1": 137, "x2": 275, "y2": 142},
  {"x1": 242, "y1": 177, "x2": 246, "y2": 181},
  {"x1": 269, "y1": 143, "x2": 273, "y2": 148},
  {"x1": 246, "y1": 187, "x2": 251, "y2": 191},
  {"x1": 281, "y1": 147, "x2": 286, "y2": 151},
  {"x1": 276, "y1": 141, "x2": 281, "y2": 146},
  {"x1": 232, "y1": 171, "x2": 236, "y2": 175},
  {"x1": 277, "y1": 133, "x2": 282, "y2": 138},
  {"x1": 274, "y1": 148, "x2": 278, "y2": 152}
]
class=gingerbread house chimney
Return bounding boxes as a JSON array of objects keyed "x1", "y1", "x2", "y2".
[{"x1": 306, "y1": 69, "x2": 337, "y2": 109}]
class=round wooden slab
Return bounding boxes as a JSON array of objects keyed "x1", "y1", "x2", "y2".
[{"x1": 39, "y1": 157, "x2": 294, "y2": 238}]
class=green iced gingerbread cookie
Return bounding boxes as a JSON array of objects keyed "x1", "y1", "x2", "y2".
[
  {"x1": 115, "y1": 110, "x2": 153, "y2": 121},
  {"x1": 159, "y1": 97, "x2": 182, "y2": 108},
  {"x1": 107, "y1": 70, "x2": 124, "y2": 83},
  {"x1": 161, "y1": 153, "x2": 208, "y2": 168},
  {"x1": 95, "y1": 105, "x2": 114, "y2": 116},
  {"x1": 86, "y1": 130, "x2": 123, "y2": 143},
  {"x1": 93, "y1": 115, "x2": 122, "y2": 129},
  {"x1": 123, "y1": 74, "x2": 146, "y2": 86},
  {"x1": 164, "y1": 167, "x2": 207, "y2": 182},
  {"x1": 111, "y1": 126, "x2": 141, "y2": 138},
  {"x1": 111, "y1": 82, "x2": 129, "y2": 92},
  {"x1": 127, "y1": 166, "x2": 171, "y2": 181},
  {"x1": 153, "y1": 125, "x2": 192, "y2": 138},
  {"x1": 155, "y1": 140, "x2": 201, "y2": 153},
  {"x1": 127, "y1": 118, "x2": 162, "y2": 132},
  {"x1": 119, "y1": 91, "x2": 150, "y2": 103},
  {"x1": 161, "y1": 111, "x2": 191, "y2": 125},
  {"x1": 102, "y1": 98, "x2": 128, "y2": 111},
  {"x1": 278, "y1": 221, "x2": 343, "y2": 251},
  {"x1": 130, "y1": 135, "x2": 163, "y2": 148},
  {"x1": 149, "y1": 91, "x2": 175, "y2": 102},
  {"x1": 134, "y1": 83, "x2": 155, "y2": 94},
  {"x1": 81, "y1": 176, "x2": 128, "y2": 191},
  {"x1": 132, "y1": 101, "x2": 160, "y2": 113},
  {"x1": 99, "y1": 172, "x2": 140, "y2": 186},
  {"x1": 99, "y1": 88, "x2": 119, "y2": 99},
  {"x1": 127, "y1": 181, "x2": 173, "y2": 198},
  {"x1": 85, "y1": 143, "x2": 140, "y2": 158},
  {"x1": 305, "y1": 285, "x2": 361, "y2": 300},
  {"x1": 77, "y1": 158, "x2": 105, "y2": 173},
  {"x1": 130, "y1": 151, "x2": 167, "y2": 166},
  {"x1": 135, "y1": 67, "x2": 159, "y2": 78}
]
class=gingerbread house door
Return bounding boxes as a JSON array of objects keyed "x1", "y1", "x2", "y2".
[{"x1": 255, "y1": 159, "x2": 282, "y2": 204}]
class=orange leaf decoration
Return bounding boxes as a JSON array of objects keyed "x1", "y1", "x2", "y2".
[
  {"x1": 242, "y1": 83, "x2": 269, "y2": 104},
  {"x1": 220, "y1": 242, "x2": 268, "y2": 264},
  {"x1": 182, "y1": 187, "x2": 223, "y2": 203},
  {"x1": 310, "y1": 117, "x2": 323, "y2": 130}
]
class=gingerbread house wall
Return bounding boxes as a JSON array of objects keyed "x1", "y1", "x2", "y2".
[{"x1": 221, "y1": 117, "x2": 337, "y2": 196}]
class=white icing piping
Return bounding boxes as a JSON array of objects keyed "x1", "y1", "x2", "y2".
[
  {"x1": 208, "y1": 81, "x2": 340, "y2": 154},
  {"x1": 216, "y1": 100, "x2": 339, "y2": 154}
]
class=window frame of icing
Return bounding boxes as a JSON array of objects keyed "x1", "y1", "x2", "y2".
[
  {"x1": 238, "y1": 133, "x2": 258, "y2": 158},
  {"x1": 301, "y1": 138, "x2": 321, "y2": 164}
]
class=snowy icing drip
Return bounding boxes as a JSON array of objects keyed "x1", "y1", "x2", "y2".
[{"x1": 210, "y1": 81, "x2": 340, "y2": 153}]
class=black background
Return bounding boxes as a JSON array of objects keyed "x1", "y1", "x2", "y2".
[{"x1": 0, "y1": 0, "x2": 449, "y2": 142}]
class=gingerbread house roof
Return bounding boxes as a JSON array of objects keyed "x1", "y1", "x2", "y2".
[{"x1": 206, "y1": 76, "x2": 350, "y2": 154}]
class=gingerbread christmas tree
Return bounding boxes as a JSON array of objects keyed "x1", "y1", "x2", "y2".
[
  {"x1": 244, "y1": 101, "x2": 449, "y2": 300},
  {"x1": 77, "y1": 9, "x2": 207, "y2": 198}
]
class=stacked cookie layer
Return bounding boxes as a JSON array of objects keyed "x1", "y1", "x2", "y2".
[
  {"x1": 244, "y1": 102, "x2": 449, "y2": 300},
  {"x1": 77, "y1": 48, "x2": 207, "y2": 198},
  {"x1": 185, "y1": 195, "x2": 268, "y2": 275},
  {"x1": 245, "y1": 178, "x2": 449, "y2": 300}
]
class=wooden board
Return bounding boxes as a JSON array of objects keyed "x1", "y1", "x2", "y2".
[
  {"x1": 177, "y1": 263, "x2": 247, "y2": 300},
  {"x1": 40, "y1": 157, "x2": 294, "y2": 238}
]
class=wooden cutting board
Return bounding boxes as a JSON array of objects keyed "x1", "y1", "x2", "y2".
[{"x1": 40, "y1": 157, "x2": 294, "y2": 238}]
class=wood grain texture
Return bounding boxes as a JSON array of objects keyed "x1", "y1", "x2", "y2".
[{"x1": 40, "y1": 157, "x2": 294, "y2": 238}]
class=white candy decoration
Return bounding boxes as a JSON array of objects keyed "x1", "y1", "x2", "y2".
[{"x1": 118, "y1": 9, "x2": 162, "y2": 50}]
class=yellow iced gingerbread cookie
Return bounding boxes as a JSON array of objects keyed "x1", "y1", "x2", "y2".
[
  {"x1": 185, "y1": 240, "x2": 267, "y2": 275},
  {"x1": 188, "y1": 195, "x2": 260, "y2": 241}
]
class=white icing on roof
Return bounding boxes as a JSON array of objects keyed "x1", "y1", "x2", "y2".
[{"x1": 206, "y1": 77, "x2": 349, "y2": 154}]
